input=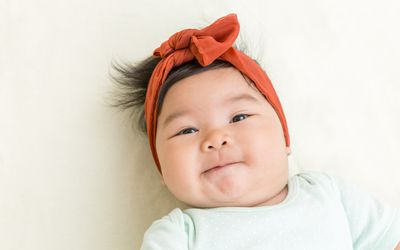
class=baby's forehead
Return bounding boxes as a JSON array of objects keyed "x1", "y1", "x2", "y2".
[
  {"x1": 168, "y1": 67, "x2": 260, "y2": 96},
  {"x1": 166, "y1": 70, "x2": 266, "y2": 110}
]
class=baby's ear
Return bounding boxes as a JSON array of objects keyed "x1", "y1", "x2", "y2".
[{"x1": 286, "y1": 147, "x2": 292, "y2": 156}]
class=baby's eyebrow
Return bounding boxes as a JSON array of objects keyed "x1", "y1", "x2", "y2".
[
  {"x1": 161, "y1": 109, "x2": 192, "y2": 129},
  {"x1": 223, "y1": 93, "x2": 260, "y2": 105},
  {"x1": 161, "y1": 93, "x2": 260, "y2": 128}
]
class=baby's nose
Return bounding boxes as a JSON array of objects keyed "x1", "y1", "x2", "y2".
[{"x1": 201, "y1": 130, "x2": 232, "y2": 152}]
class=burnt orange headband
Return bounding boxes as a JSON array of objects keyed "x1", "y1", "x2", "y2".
[{"x1": 145, "y1": 13, "x2": 290, "y2": 173}]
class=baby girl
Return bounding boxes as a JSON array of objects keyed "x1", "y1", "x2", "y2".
[{"x1": 111, "y1": 13, "x2": 400, "y2": 249}]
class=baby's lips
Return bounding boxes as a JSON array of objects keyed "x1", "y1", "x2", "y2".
[{"x1": 203, "y1": 161, "x2": 241, "y2": 173}]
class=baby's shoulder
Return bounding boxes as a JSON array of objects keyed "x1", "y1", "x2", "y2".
[
  {"x1": 150, "y1": 208, "x2": 186, "y2": 227},
  {"x1": 141, "y1": 208, "x2": 188, "y2": 248},
  {"x1": 140, "y1": 208, "x2": 191, "y2": 249},
  {"x1": 293, "y1": 170, "x2": 344, "y2": 197},
  {"x1": 294, "y1": 170, "x2": 336, "y2": 186}
]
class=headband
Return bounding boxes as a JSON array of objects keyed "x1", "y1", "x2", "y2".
[{"x1": 145, "y1": 13, "x2": 290, "y2": 173}]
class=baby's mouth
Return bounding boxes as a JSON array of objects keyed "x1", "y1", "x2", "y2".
[{"x1": 203, "y1": 162, "x2": 240, "y2": 174}]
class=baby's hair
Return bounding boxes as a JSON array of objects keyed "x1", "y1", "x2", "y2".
[
  {"x1": 108, "y1": 12, "x2": 269, "y2": 135},
  {"x1": 109, "y1": 57, "x2": 233, "y2": 134}
]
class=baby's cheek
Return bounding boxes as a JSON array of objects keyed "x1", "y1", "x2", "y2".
[
  {"x1": 162, "y1": 154, "x2": 199, "y2": 204},
  {"x1": 238, "y1": 120, "x2": 271, "y2": 140},
  {"x1": 162, "y1": 143, "x2": 196, "y2": 175}
]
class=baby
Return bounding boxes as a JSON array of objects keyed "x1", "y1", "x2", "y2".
[{"x1": 111, "y1": 14, "x2": 400, "y2": 249}]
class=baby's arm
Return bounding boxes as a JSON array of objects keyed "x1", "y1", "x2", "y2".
[
  {"x1": 395, "y1": 242, "x2": 400, "y2": 250},
  {"x1": 140, "y1": 208, "x2": 188, "y2": 250}
]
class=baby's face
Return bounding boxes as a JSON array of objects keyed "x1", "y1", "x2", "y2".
[{"x1": 155, "y1": 67, "x2": 291, "y2": 208}]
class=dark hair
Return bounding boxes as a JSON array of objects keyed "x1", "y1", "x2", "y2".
[{"x1": 109, "y1": 56, "x2": 233, "y2": 134}]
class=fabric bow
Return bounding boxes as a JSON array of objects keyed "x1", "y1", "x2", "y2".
[
  {"x1": 154, "y1": 15, "x2": 238, "y2": 66},
  {"x1": 145, "y1": 13, "x2": 290, "y2": 174}
]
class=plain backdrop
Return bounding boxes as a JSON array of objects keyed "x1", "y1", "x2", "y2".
[{"x1": 1, "y1": 0, "x2": 399, "y2": 249}]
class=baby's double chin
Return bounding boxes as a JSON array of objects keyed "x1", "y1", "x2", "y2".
[
  {"x1": 252, "y1": 184, "x2": 289, "y2": 207},
  {"x1": 201, "y1": 180, "x2": 289, "y2": 208}
]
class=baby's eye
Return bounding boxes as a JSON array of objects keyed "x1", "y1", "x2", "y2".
[
  {"x1": 230, "y1": 114, "x2": 249, "y2": 123},
  {"x1": 177, "y1": 128, "x2": 198, "y2": 136}
]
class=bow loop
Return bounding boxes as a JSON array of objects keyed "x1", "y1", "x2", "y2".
[
  {"x1": 190, "y1": 35, "x2": 229, "y2": 66},
  {"x1": 154, "y1": 28, "x2": 197, "y2": 58}
]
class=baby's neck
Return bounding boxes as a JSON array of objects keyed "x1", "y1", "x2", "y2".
[{"x1": 253, "y1": 184, "x2": 289, "y2": 207}]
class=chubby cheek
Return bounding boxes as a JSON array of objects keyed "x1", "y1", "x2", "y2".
[
  {"x1": 157, "y1": 139, "x2": 199, "y2": 197},
  {"x1": 241, "y1": 118, "x2": 286, "y2": 164}
]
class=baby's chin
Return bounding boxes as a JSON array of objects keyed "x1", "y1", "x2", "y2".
[{"x1": 179, "y1": 181, "x2": 289, "y2": 208}]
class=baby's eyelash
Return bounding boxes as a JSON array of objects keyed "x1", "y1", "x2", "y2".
[
  {"x1": 176, "y1": 127, "x2": 198, "y2": 136},
  {"x1": 230, "y1": 114, "x2": 251, "y2": 123}
]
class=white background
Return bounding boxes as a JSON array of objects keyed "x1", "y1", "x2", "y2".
[{"x1": 1, "y1": 0, "x2": 399, "y2": 249}]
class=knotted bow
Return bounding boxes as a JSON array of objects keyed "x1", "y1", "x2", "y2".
[
  {"x1": 154, "y1": 15, "x2": 238, "y2": 65},
  {"x1": 145, "y1": 13, "x2": 290, "y2": 173}
]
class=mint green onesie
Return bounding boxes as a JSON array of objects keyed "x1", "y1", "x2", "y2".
[{"x1": 141, "y1": 171, "x2": 400, "y2": 250}]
